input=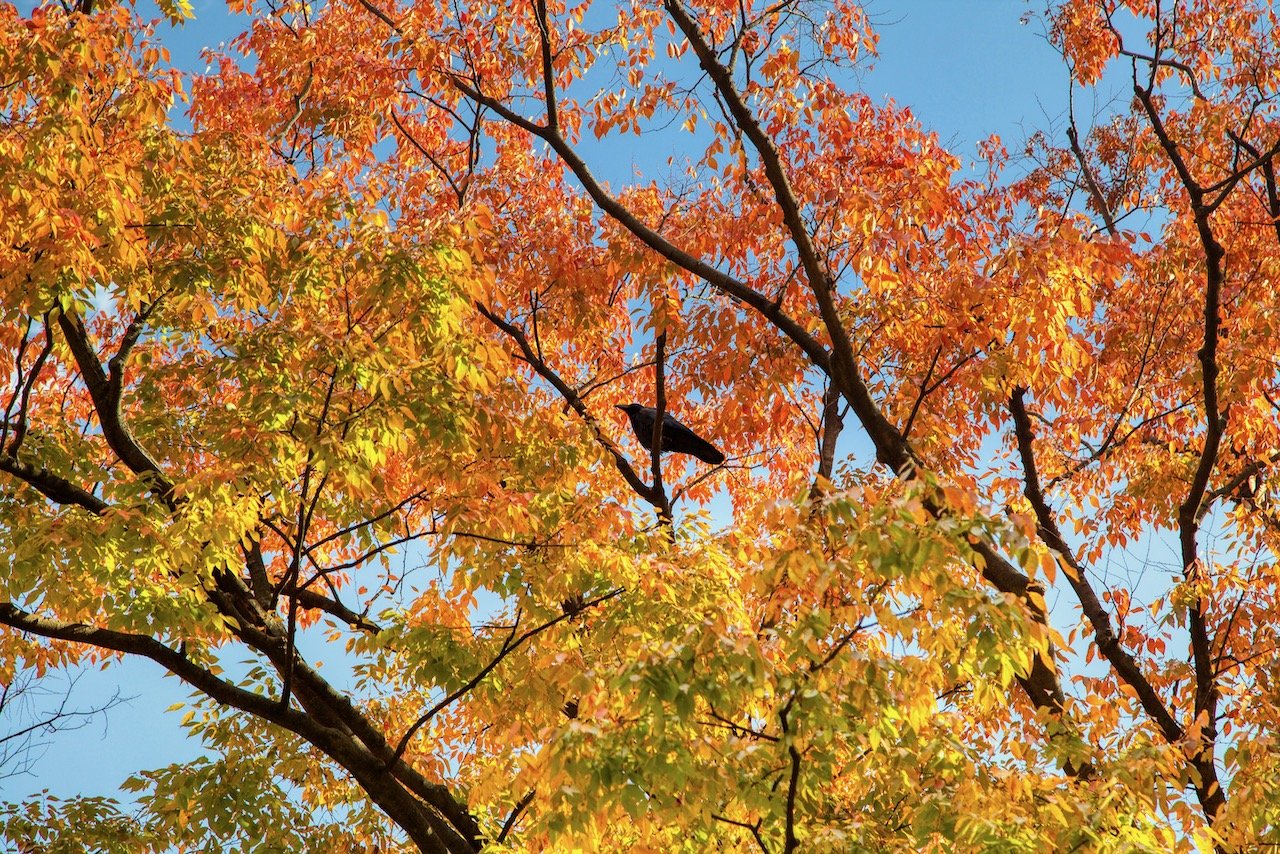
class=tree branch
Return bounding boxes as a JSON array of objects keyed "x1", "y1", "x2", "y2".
[
  {"x1": 56, "y1": 306, "x2": 173, "y2": 503},
  {"x1": 1133, "y1": 76, "x2": 1229, "y2": 824},
  {"x1": 389, "y1": 588, "x2": 623, "y2": 765},
  {"x1": 0, "y1": 456, "x2": 108, "y2": 514},
  {"x1": 1009, "y1": 387, "x2": 1182, "y2": 745},
  {"x1": 476, "y1": 301, "x2": 661, "y2": 507}
]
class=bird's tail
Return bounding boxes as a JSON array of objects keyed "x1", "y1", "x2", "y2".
[{"x1": 687, "y1": 436, "x2": 725, "y2": 465}]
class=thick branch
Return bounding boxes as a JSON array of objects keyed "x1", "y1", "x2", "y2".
[
  {"x1": 1226, "y1": 128, "x2": 1280, "y2": 245},
  {"x1": 56, "y1": 308, "x2": 173, "y2": 502},
  {"x1": 532, "y1": 0, "x2": 558, "y2": 134},
  {"x1": 447, "y1": 79, "x2": 833, "y2": 378},
  {"x1": 0, "y1": 603, "x2": 307, "y2": 725},
  {"x1": 661, "y1": 0, "x2": 905, "y2": 473},
  {"x1": 1134, "y1": 79, "x2": 1229, "y2": 825},
  {"x1": 778, "y1": 702, "x2": 802, "y2": 853},
  {"x1": 814, "y1": 382, "x2": 843, "y2": 487},
  {"x1": 0, "y1": 456, "x2": 108, "y2": 514},
  {"x1": 282, "y1": 583, "x2": 384, "y2": 634},
  {"x1": 1010, "y1": 388, "x2": 1182, "y2": 744},
  {"x1": 0, "y1": 602, "x2": 475, "y2": 854},
  {"x1": 199, "y1": 579, "x2": 482, "y2": 850}
]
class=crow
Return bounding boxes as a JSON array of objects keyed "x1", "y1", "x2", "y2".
[{"x1": 615, "y1": 403, "x2": 725, "y2": 465}]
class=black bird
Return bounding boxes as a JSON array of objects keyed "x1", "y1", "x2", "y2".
[{"x1": 615, "y1": 403, "x2": 725, "y2": 465}]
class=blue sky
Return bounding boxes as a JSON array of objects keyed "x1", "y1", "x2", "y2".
[
  {"x1": 869, "y1": 1, "x2": 1068, "y2": 155},
  {"x1": 5, "y1": 0, "x2": 1078, "y2": 812}
]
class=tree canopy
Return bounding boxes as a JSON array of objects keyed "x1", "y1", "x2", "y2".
[{"x1": 3, "y1": 0, "x2": 1280, "y2": 850}]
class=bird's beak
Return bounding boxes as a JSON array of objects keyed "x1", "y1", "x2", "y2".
[{"x1": 614, "y1": 404, "x2": 627, "y2": 411}]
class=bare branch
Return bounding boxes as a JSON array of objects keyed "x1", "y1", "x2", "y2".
[
  {"x1": 1066, "y1": 85, "x2": 1119, "y2": 235},
  {"x1": 1009, "y1": 388, "x2": 1182, "y2": 744},
  {"x1": 389, "y1": 588, "x2": 623, "y2": 764},
  {"x1": 476, "y1": 301, "x2": 662, "y2": 507}
]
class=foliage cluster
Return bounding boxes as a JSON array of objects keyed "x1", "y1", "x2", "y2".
[{"x1": 3, "y1": 0, "x2": 1280, "y2": 851}]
